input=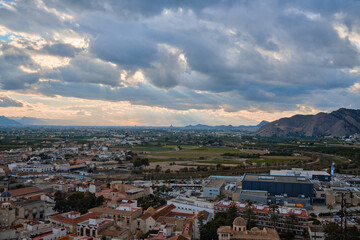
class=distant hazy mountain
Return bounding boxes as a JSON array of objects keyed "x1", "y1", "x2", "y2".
[
  {"x1": 256, "y1": 108, "x2": 360, "y2": 137},
  {"x1": 0, "y1": 116, "x2": 22, "y2": 126},
  {"x1": 183, "y1": 121, "x2": 268, "y2": 131},
  {"x1": 14, "y1": 117, "x2": 51, "y2": 125},
  {"x1": 10, "y1": 117, "x2": 78, "y2": 126}
]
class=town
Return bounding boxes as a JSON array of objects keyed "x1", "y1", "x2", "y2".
[{"x1": 1, "y1": 127, "x2": 360, "y2": 240}]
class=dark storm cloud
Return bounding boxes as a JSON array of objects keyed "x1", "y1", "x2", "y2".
[
  {"x1": 0, "y1": 0, "x2": 360, "y2": 112},
  {"x1": 0, "y1": 44, "x2": 40, "y2": 90},
  {"x1": 43, "y1": 43, "x2": 81, "y2": 57},
  {"x1": 51, "y1": 54, "x2": 123, "y2": 86}
]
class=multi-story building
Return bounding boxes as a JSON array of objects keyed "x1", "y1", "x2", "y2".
[
  {"x1": 0, "y1": 187, "x2": 45, "y2": 228},
  {"x1": 6, "y1": 186, "x2": 43, "y2": 200},
  {"x1": 193, "y1": 210, "x2": 211, "y2": 240},
  {"x1": 217, "y1": 217, "x2": 280, "y2": 240},
  {"x1": 137, "y1": 204, "x2": 196, "y2": 235},
  {"x1": 89, "y1": 205, "x2": 142, "y2": 232},
  {"x1": 76, "y1": 217, "x2": 113, "y2": 238},
  {"x1": 308, "y1": 224, "x2": 325, "y2": 240},
  {"x1": 270, "y1": 168, "x2": 331, "y2": 182},
  {"x1": 214, "y1": 201, "x2": 309, "y2": 237},
  {"x1": 29, "y1": 228, "x2": 67, "y2": 240},
  {"x1": 8, "y1": 163, "x2": 54, "y2": 173},
  {"x1": 112, "y1": 182, "x2": 151, "y2": 200},
  {"x1": 236, "y1": 189, "x2": 269, "y2": 205},
  {"x1": 325, "y1": 187, "x2": 360, "y2": 206},
  {"x1": 167, "y1": 197, "x2": 214, "y2": 218},
  {"x1": 50, "y1": 211, "x2": 100, "y2": 233},
  {"x1": 97, "y1": 183, "x2": 151, "y2": 201},
  {"x1": 203, "y1": 179, "x2": 225, "y2": 198},
  {"x1": 53, "y1": 181, "x2": 76, "y2": 193},
  {"x1": 242, "y1": 174, "x2": 314, "y2": 199}
]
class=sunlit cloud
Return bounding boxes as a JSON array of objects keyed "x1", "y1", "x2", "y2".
[{"x1": 0, "y1": 0, "x2": 359, "y2": 125}]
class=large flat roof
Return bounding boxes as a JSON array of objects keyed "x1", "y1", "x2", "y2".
[
  {"x1": 243, "y1": 174, "x2": 312, "y2": 184},
  {"x1": 204, "y1": 179, "x2": 225, "y2": 188},
  {"x1": 270, "y1": 169, "x2": 330, "y2": 176}
]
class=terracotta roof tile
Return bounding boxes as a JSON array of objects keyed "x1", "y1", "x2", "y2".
[
  {"x1": 167, "y1": 234, "x2": 191, "y2": 240},
  {"x1": 151, "y1": 204, "x2": 176, "y2": 221},
  {"x1": 8, "y1": 186, "x2": 42, "y2": 197},
  {"x1": 50, "y1": 212, "x2": 100, "y2": 225}
]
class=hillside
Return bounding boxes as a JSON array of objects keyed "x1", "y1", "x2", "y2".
[
  {"x1": 0, "y1": 116, "x2": 22, "y2": 126},
  {"x1": 256, "y1": 108, "x2": 360, "y2": 137},
  {"x1": 184, "y1": 121, "x2": 268, "y2": 131}
]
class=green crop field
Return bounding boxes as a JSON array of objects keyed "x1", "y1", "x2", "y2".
[
  {"x1": 198, "y1": 160, "x2": 244, "y2": 165},
  {"x1": 147, "y1": 152, "x2": 200, "y2": 158},
  {"x1": 148, "y1": 158, "x2": 180, "y2": 162},
  {"x1": 183, "y1": 147, "x2": 240, "y2": 154},
  {"x1": 133, "y1": 146, "x2": 172, "y2": 152},
  {"x1": 165, "y1": 145, "x2": 199, "y2": 149},
  {"x1": 247, "y1": 158, "x2": 299, "y2": 164}
]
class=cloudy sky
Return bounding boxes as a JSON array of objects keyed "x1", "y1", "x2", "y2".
[{"x1": 0, "y1": 0, "x2": 360, "y2": 126}]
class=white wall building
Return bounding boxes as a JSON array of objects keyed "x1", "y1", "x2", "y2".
[{"x1": 167, "y1": 197, "x2": 214, "y2": 218}]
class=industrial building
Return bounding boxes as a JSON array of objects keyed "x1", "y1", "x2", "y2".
[
  {"x1": 242, "y1": 174, "x2": 314, "y2": 199},
  {"x1": 270, "y1": 168, "x2": 331, "y2": 182},
  {"x1": 203, "y1": 179, "x2": 225, "y2": 198}
]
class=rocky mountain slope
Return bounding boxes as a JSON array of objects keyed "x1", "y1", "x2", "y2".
[
  {"x1": 256, "y1": 108, "x2": 360, "y2": 137},
  {"x1": 0, "y1": 116, "x2": 22, "y2": 126}
]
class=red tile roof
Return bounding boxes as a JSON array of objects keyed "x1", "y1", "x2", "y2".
[
  {"x1": 8, "y1": 186, "x2": 42, "y2": 197},
  {"x1": 50, "y1": 212, "x2": 100, "y2": 225},
  {"x1": 166, "y1": 212, "x2": 195, "y2": 218},
  {"x1": 151, "y1": 204, "x2": 176, "y2": 221},
  {"x1": 167, "y1": 234, "x2": 190, "y2": 240}
]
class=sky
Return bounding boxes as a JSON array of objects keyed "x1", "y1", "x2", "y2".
[{"x1": 0, "y1": 0, "x2": 360, "y2": 126}]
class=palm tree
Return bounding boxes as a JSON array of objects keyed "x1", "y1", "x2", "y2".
[
  {"x1": 349, "y1": 192, "x2": 354, "y2": 206},
  {"x1": 244, "y1": 200, "x2": 254, "y2": 229},
  {"x1": 269, "y1": 204, "x2": 279, "y2": 228},
  {"x1": 286, "y1": 213, "x2": 298, "y2": 233},
  {"x1": 327, "y1": 204, "x2": 333, "y2": 215}
]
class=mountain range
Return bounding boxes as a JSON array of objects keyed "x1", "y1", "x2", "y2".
[
  {"x1": 183, "y1": 121, "x2": 269, "y2": 131},
  {"x1": 256, "y1": 108, "x2": 360, "y2": 137},
  {"x1": 0, "y1": 116, "x2": 269, "y2": 130},
  {"x1": 2, "y1": 108, "x2": 360, "y2": 137},
  {"x1": 0, "y1": 116, "x2": 22, "y2": 126}
]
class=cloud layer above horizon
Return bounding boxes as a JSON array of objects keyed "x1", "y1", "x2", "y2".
[{"x1": 0, "y1": 0, "x2": 360, "y2": 126}]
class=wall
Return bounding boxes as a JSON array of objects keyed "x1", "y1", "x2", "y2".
[{"x1": 242, "y1": 181, "x2": 314, "y2": 198}]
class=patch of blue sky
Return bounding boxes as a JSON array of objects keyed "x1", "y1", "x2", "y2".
[
  {"x1": 0, "y1": 33, "x2": 23, "y2": 42},
  {"x1": 0, "y1": 0, "x2": 15, "y2": 8},
  {"x1": 0, "y1": 34, "x2": 11, "y2": 42}
]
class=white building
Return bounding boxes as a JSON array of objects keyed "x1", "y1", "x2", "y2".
[
  {"x1": 167, "y1": 197, "x2": 214, "y2": 218},
  {"x1": 308, "y1": 225, "x2": 325, "y2": 240},
  {"x1": 203, "y1": 179, "x2": 225, "y2": 198},
  {"x1": 270, "y1": 168, "x2": 331, "y2": 181},
  {"x1": 8, "y1": 163, "x2": 53, "y2": 173}
]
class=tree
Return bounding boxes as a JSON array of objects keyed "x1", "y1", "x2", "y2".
[
  {"x1": 200, "y1": 206, "x2": 239, "y2": 240},
  {"x1": 54, "y1": 191, "x2": 105, "y2": 214},
  {"x1": 225, "y1": 205, "x2": 238, "y2": 226},
  {"x1": 349, "y1": 191, "x2": 354, "y2": 206},
  {"x1": 324, "y1": 222, "x2": 360, "y2": 240},
  {"x1": 324, "y1": 222, "x2": 344, "y2": 240},
  {"x1": 269, "y1": 204, "x2": 279, "y2": 227},
  {"x1": 284, "y1": 213, "x2": 298, "y2": 239},
  {"x1": 141, "y1": 158, "x2": 149, "y2": 167},
  {"x1": 327, "y1": 204, "x2": 333, "y2": 215},
  {"x1": 244, "y1": 200, "x2": 255, "y2": 230},
  {"x1": 198, "y1": 213, "x2": 205, "y2": 240}
]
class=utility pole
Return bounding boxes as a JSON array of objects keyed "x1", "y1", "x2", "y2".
[
  {"x1": 344, "y1": 193, "x2": 348, "y2": 240},
  {"x1": 341, "y1": 192, "x2": 344, "y2": 230},
  {"x1": 340, "y1": 192, "x2": 349, "y2": 240}
]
